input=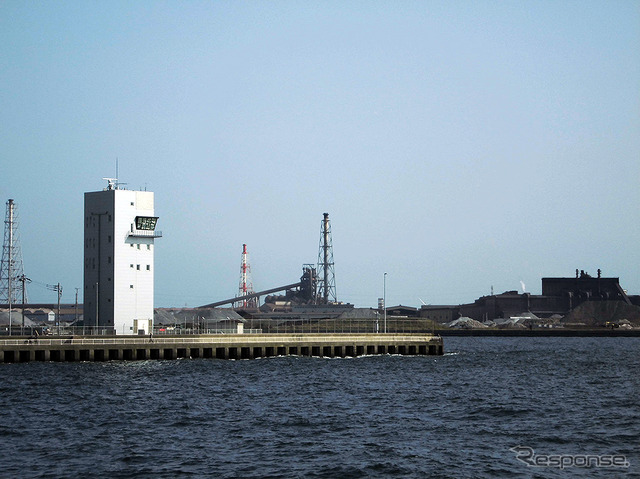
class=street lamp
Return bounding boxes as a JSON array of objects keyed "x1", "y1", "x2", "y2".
[{"x1": 384, "y1": 272, "x2": 387, "y2": 334}]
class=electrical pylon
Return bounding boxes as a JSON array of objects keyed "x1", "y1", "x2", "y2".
[
  {"x1": 316, "y1": 212, "x2": 336, "y2": 304},
  {"x1": 236, "y1": 244, "x2": 257, "y2": 309},
  {"x1": 0, "y1": 199, "x2": 28, "y2": 304}
]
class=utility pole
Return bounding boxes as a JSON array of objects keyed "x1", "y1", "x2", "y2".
[
  {"x1": 8, "y1": 220, "x2": 11, "y2": 335},
  {"x1": 74, "y1": 287, "x2": 79, "y2": 322},
  {"x1": 56, "y1": 283, "x2": 62, "y2": 332},
  {"x1": 8, "y1": 268, "x2": 11, "y2": 335},
  {"x1": 47, "y1": 283, "x2": 62, "y2": 333},
  {"x1": 7, "y1": 201, "x2": 12, "y2": 336},
  {"x1": 383, "y1": 272, "x2": 387, "y2": 334},
  {"x1": 19, "y1": 274, "x2": 31, "y2": 332}
]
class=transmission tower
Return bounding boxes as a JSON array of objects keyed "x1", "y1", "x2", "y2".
[
  {"x1": 316, "y1": 212, "x2": 336, "y2": 304},
  {"x1": 236, "y1": 244, "x2": 258, "y2": 309},
  {"x1": 0, "y1": 199, "x2": 28, "y2": 305}
]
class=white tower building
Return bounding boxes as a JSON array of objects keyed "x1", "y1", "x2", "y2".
[{"x1": 83, "y1": 180, "x2": 161, "y2": 335}]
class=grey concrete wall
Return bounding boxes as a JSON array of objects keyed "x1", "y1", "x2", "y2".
[{"x1": 0, "y1": 333, "x2": 444, "y2": 362}]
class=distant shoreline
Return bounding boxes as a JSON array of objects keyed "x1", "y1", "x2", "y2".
[{"x1": 437, "y1": 328, "x2": 640, "y2": 337}]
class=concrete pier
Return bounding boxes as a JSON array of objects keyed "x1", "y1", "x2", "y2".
[{"x1": 0, "y1": 333, "x2": 443, "y2": 363}]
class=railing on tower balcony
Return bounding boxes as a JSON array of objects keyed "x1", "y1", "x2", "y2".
[{"x1": 127, "y1": 229, "x2": 163, "y2": 238}]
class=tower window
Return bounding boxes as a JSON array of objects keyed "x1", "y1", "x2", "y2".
[
  {"x1": 146, "y1": 265, "x2": 150, "y2": 271},
  {"x1": 130, "y1": 285, "x2": 134, "y2": 289},
  {"x1": 136, "y1": 265, "x2": 140, "y2": 271}
]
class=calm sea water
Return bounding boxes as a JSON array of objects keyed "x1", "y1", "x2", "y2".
[{"x1": 0, "y1": 337, "x2": 638, "y2": 478}]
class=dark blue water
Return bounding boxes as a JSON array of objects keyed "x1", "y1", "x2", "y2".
[{"x1": 1, "y1": 337, "x2": 638, "y2": 478}]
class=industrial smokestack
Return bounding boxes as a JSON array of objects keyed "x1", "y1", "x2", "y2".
[{"x1": 316, "y1": 212, "x2": 336, "y2": 304}]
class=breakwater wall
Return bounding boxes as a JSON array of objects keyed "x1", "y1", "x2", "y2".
[
  {"x1": 0, "y1": 333, "x2": 443, "y2": 363},
  {"x1": 438, "y1": 329, "x2": 640, "y2": 337}
]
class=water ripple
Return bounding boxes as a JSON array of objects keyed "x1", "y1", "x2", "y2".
[{"x1": 0, "y1": 337, "x2": 638, "y2": 478}]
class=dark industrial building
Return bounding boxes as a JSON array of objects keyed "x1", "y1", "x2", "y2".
[{"x1": 420, "y1": 270, "x2": 639, "y2": 324}]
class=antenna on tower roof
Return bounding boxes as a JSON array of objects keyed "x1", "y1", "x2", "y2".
[{"x1": 103, "y1": 178, "x2": 118, "y2": 190}]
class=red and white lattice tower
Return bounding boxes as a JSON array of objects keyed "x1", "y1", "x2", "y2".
[{"x1": 236, "y1": 244, "x2": 257, "y2": 309}]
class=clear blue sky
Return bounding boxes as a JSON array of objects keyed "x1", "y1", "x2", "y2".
[{"x1": 1, "y1": 1, "x2": 638, "y2": 308}]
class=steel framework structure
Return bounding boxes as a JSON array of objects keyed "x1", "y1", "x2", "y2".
[
  {"x1": 316, "y1": 213, "x2": 336, "y2": 304},
  {"x1": 0, "y1": 199, "x2": 28, "y2": 305},
  {"x1": 236, "y1": 244, "x2": 258, "y2": 309}
]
